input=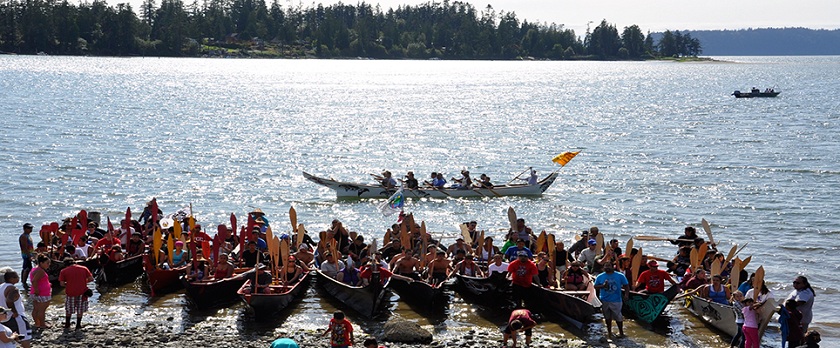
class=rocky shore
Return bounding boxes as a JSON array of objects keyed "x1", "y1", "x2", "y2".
[{"x1": 31, "y1": 319, "x2": 612, "y2": 348}]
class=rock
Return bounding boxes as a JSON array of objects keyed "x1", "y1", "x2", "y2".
[{"x1": 381, "y1": 319, "x2": 433, "y2": 344}]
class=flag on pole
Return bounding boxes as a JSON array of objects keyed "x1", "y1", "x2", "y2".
[
  {"x1": 378, "y1": 187, "x2": 405, "y2": 216},
  {"x1": 552, "y1": 151, "x2": 580, "y2": 166}
]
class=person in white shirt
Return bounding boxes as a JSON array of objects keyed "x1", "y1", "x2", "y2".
[{"x1": 487, "y1": 254, "x2": 509, "y2": 275}]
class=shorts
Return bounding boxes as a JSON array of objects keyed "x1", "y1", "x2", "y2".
[
  {"x1": 22, "y1": 255, "x2": 32, "y2": 272},
  {"x1": 602, "y1": 301, "x2": 623, "y2": 321},
  {"x1": 6, "y1": 314, "x2": 32, "y2": 341},
  {"x1": 31, "y1": 295, "x2": 51, "y2": 303},
  {"x1": 65, "y1": 296, "x2": 89, "y2": 316}
]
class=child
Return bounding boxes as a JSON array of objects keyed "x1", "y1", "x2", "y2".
[
  {"x1": 741, "y1": 298, "x2": 760, "y2": 348},
  {"x1": 321, "y1": 311, "x2": 353, "y2": 348},
  {"x1": 784, "y1": 299, "x2": 803, "y2": 347},
  {"x1": 730, "y1": 291, "x2": 745, "y2": 348}
]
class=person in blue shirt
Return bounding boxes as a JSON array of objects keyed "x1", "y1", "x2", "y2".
[
  {"x1": 504, "y1": 239, "x2": 533, "y2": 261},
  {"x1": 594, "y1": 263, "x2": 630, "y2": 338}
]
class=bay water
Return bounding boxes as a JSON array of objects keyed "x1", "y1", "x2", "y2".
[{"x1": 1, "y1": 55, "x2": 838, "y2": 346}]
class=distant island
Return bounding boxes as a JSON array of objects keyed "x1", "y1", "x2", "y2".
[
  {"x1": 650, "y1": 28, "x2": 840, "y2": 56},
  {"x1": 0, "y1": 0, "x2": 700, "y2": 60}
]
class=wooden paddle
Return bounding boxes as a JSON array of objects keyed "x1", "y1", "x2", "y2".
[
  {"x1": 124, "y1": 207, "x2": 131, "y2": 237},
  {"x1": 724, "y1": 244, "x2": 737, "y2": 265},
  {"x1": 752, "y1": 265, "x2": 764, "y2": 301},
  {"x1": 230, "y1": 213, "x2": 237, "y2": 240},
  {"x1": 459, "y1": 223, "x2": 472, "y2": 245},
  {"x1": 297, "y1": 223, "x2": 305, "y2": 248},
  {"x1": 729, "y1": 258, "x2": 742, "y2": 291},
  {"x1": 167, "y1": 233, "x2": 175, "y2": 266},
  {"x1": 632, "y1": 235, "x2": 674, "y2": 242},
  {"x1": 547, "y1": 233, "x2": 556, "y2": 285},
  {"x1": 690, "y1": 247, "x2": 699, "y2": 272},
  {"x1": 420, "y1": 221, "x2": 428, "y2": 269},
  {"x1": 625, "y1": 237, "x2": 634, "y2": 256},
  {"x1": 595, "y1": 232, "x2": 604, "y2": 256},
  {"x1": 173, "y1": 218, "x2": 183, "y2": 240},
  {"x1": 507, "y1": 207, "x2": 517, "y2": 232},
  {"x1": 212, "y1": 234, "x2": 222, "y2": 268},
  {"x1": 734, "y1": 242, "x2": 749, "y2": 257},
  {"x1": 280, "y1": 237, "x2": 290, "y2": 286},
  {"x1": 740, "y1": 255, "x2": 752, "y2": 270},
  {"x1": 39, "y1": 225, "x2": 49, "y2": 246},
  {"x1": 698, "y1": 242, "x2": 709, "y2": 266},
  {"x1": 383, "y1": 229, "x2": 391, "y2": 245},
  {"x1": 152, "y1": 227, "x2": 162, "y2": 267},
  {"x1": 406, "y1": 214, "x2": 418, "y2": 250},
  {"x1": 506, "y1": 167, "x2": 531, "y2": 185},
  {"x1": 710, "y1": 259, "x2": 722, "y2": 277},
  {"x1": 400, "y1": 218, "x2": 411, "y2": 252},
  {"x1": 631, "y1": 247, "x2": 643, "y2": 285},
  {"x1": 701, "y1": 218, "x2": 715, "y2": 245},
  {"x1": 289, "y1": 206, "x2": 297, "y2": 236},
  {"x1": 534, "y1": 231, "x2": 546, "y2": 253}
]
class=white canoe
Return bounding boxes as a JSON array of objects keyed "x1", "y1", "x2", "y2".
[
  {"x1": 303, "y1": 171, "x2": 560, "y2": 199},
  {"x1": 684, "y1": 294, "x2": 776, "y2": 339}
]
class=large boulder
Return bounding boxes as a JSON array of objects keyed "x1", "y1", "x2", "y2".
[{"x1": 381, "y1": 318, "x2": 433, "y2": 344}]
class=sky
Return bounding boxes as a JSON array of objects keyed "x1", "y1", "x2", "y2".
[{"x1": 124, "y1": 0, "x2": 840, "y2": 34}]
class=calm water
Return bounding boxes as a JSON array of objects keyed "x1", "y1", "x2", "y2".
[{"x1": 1, "y1": 56, "x2": 839, "y2": 347}]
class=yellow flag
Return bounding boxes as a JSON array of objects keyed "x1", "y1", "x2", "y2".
[{"x1": 552, "y1": 151, "x2": 580, "y2": 166}]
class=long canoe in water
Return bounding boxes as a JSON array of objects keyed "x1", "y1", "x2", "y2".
[
  {"x1": 684, "y1": 295, "x2": 776, "y2": 339},
  {"x1": 389, "y1": 277, "x2": 446, "y2": 307},
  {"x1": 315, "y1": 269, "x2": 390, "y2": 318},
  {"x1": 303, "y1": 171, "x2": 560, "y2": 199},
  {"x1": 183, "y1": 268, "x2": 254, "y2": 309},
  {"x1": 523, "y1": 283, "x2": 603, "y2": 329},
  {"x1": 238, "y1": 271, "x2": 311, "y2": 317},
  {"x1": 95, "y1": 254, "x2": 144, "y2": 286}
]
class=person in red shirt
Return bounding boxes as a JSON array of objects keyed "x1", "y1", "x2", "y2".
[
  {"x1": 507, "y1": 251, "x2": 539, "y2": 306},
  {"x1": 502, "y1": 308, "x2": 537, "y2": 348},
  {"x1": 94, "y1": 232, "x2": 121, "y2": 256},
  {"x1": 634, "y1": 260, "x2": 677, "y2": 294},
  {"x1": 321, "y1": 311, "x2": 353, "y2": 348},
  {"x1": 58, "y1": 258, "x2": 93, "y2": 330}
]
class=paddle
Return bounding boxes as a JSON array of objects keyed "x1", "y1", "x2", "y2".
[
  {"x1": 547, "y1": 233, "x2": 556, "y2": 287},
  {"x1": 212, "y1": 234, "x2": 222, "y2": 268},
  {"x1": 280, "y1": 237, "x2": 290, "y2": 287},
  {"x1": 459, "y1": 223, "x2": 472, "y2": 246},
  {"x1": 710, "y1": 259, "x2": 722, "y2": 277},
  {"x1": 289, "y1": 206, "x2": 297, "y2": 236},
  {"x1": 631, "y1": 247, "x2": 642, "y2": 285},
  {"x1": 79, "y1": 209, "x2": 88, "y2": 229},
  {"x1": 595, "y1": 232, "x2": 604, "y2": 256},
  {"x1": 152, "y1": 226, "x2": 162, "y2": 267},
  {"x1": 734, "y1": 242, "x2": 749, "y2": 257},
  {"x1": 752, "y1": 265, "x2": 764, "y2": 301},
  {"x1": 167, "y1": 233, "x2": 175, "y2": 267},
  {"x1": 632, "y1": 235, "x2": 674, "y2": 242},
  {"x1": 690, "y1": 248, "x2": 699, "y2": 272},
  {"x1": 400, "y1": 217, "x2": 412, "y2": 252},
  {"x1": 535, "y1": 231, "x2": 546, "y2": 253},
  {"x1": 383, "y1": 229, "x2": 391, "y2": 245},
  {"x1": 406, "y1": 214, "x2": 418, "y2": 250},
  {"x1": 420, "y1": 221, "x2": 428, "y2": 269},
  {"x1": 740, "y1": 255, "x2": 752, "y2": 270},
  {"x1": 625, "y1": 237, "x2": 634, "y2": 257},
  {"x1": 507, "y1": 207, "x2": 517, "y2": 233},
  {"x1": 173, "y1": 218, "x2": 183, "y2": 241},
  {"x1": 506, "y1": 167, "x2": 531, "y2": 185},
  {"x1": 39, "y1": 225, "x2": 49, "y2": 246},
  {"x1": 701, "y1": 218, "x2": 715, "y2": 245},
  {"x1": 231, "y1": 213, "x2": 237, "y2": 240},
  {"x1": 729, "y1": 258, "x2": 742, "y2": 291},
  {"x1": 123, "y1": 207, "x2": 131, "y2": 238},
  {"x1": 724, "y1": 244, "x2": 737, "y2": 265},
  {"x1": 697, "y1": 242, "x2": 709, "y2": 267},
  {"x1": 266, "y1": 226, "x2": 276, "y2": 280},
  {"x1": 49, "y1": 222, "x2": 59, "y2": 255},
  {"x1": 297, "y1": 223, "x2": 305, "y2": 248}
]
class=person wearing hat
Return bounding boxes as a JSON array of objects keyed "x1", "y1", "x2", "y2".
[
  {"x1": 576, "y1": 239, "x2": 600, "y2": 272},
  {"x1": 504, "y1": 239, "x2": 533, "y2": 262},
  {"x1": 0, "y1": 306, "x2": 23, "y2": 346},
  {"x1": 320, "y1": 251, "x2": 345, "y2": 279},
  {"x1": 18, "y1": 223, "x2": 35, "y2": 290},
  {"x1": 378, "y1": 171, "x2": 397, "y2": 189},
  {"x1": 404, "y1": 171, "x2": 419, "y2": 189},
  {"x1": 508, "y1": 250, "x2": 539, "y2": 306},
  {"x1": 634, "y1": 260, "x2": 677, "y2": 294}
]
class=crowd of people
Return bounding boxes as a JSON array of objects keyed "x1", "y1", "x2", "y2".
[{"x1": 4, "y1": 205, "x2": 823, "y2": 348}]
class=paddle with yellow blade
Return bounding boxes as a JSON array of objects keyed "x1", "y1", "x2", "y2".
[
  {"x1": 406, "y1": 214, "x2": 418, "y2": 250},
  {"x1": 740, "y1": 255, "x2": 752, "y2": 270},
  {"x1": 400, "y1": 217, "x2": 412, "y2": 253},
  {"x1": 752, "y1": 265, "x2": 765, "y2": 301},
  {"x1": 152, "y1": 226, "x2": 162, "y2": 268},
  {"x1": 289, "y1": 206, "x2": 298, "y2": 246},
  {"x1": 729, "y1": 258, "x2": 742, "y2": 291},
  {"x1": 280, "y1": 237, "x2": 290, "y2": 288},
  {"x1": 595, "y1": 232, "x2": 604, "y2": 256},
  {"x1": 633, "y1": 235, "x2": 676, "y2": 242},
  {"x1": 701, "y1": 218, "x2": 716, "y2": 246},
  {"x1": 383, "y1": 229, "x2": 391, "y2": 245},
  {"x1": 690, "y1": 247, "x2": 699, "y2": 272},
  {"x1": 724, "y1": 244, "x2": 738, "y2": 265},
  {"x1": 534, "y1": 230, "x2": 547, "y2": 253},
  {"x1": 173, "y1": 218, "x2": 182, "y2": 241},
  {"x1": 626, "y1": 237, "x2": 634, "y2": 256},
  {"x1": 697, "y1": 242, "x2": 709, "y2": 267},
  {"x1": 167, "y1": 233, "x2": 175, "y2": 267},
  {"x1": 631, "y1": 247, "x2": 643, "y2": 286},
  {"x1": 547, "y1": 233, "x2": 557, "y2": 287},
  {"x1": 710, "y1": 259, "x2": 722, "y2": 277}
]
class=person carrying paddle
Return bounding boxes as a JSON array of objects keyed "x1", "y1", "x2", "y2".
[
  {"x1": 426, "y1": 251, "x2": 452, "y2": 285},
  {"x1": 450, "y1": 170, "x2": 473, "y2": 189},
  {"x1": 447, "y1": 237, "x2": 472, "y2": 259},
  {"x1": 671, "y1": 226, "x2": 702, "y2": 248},
  {"x1": 403, "y1": 171, "x2": 419, "y2": 189},
  {"x1": 508, "y1": 219, "x2": 535, "y2": 250},
  {"x1": 475, "y1": 174, "x2": 494, "y2": 189},
  {"x1": 321, "y1": 311, "x2": 353, "y2": 348},
  {"x1": 378, "y1": 171, "x2": 397, "y2": 189},
  {"x1": 359, "y1": 256, "x2": 414, "y2": 286},
  {"x1": 594, "y1": 263, "x2": 629, "y2": 339}
]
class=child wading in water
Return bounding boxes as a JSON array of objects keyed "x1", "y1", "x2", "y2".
[{"x1": 321, "y1": 311, "x2": 354, "y2": 348}]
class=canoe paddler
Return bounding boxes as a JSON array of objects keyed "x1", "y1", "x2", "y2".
[
  {"x1": 403, "y1": 171, "x2": 418, "y2": 189},
  {"x1": 378, "y1": 171, "x2": 397, "y2": 189}
]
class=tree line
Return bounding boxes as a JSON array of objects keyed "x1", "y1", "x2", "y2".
[{"x1": 0, "y1": 0, "x2": 701, "y2": 59}]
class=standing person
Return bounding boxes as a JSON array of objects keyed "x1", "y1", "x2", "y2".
[
  {"x1": 1, "y1": 269, "x2": 31, "y2": 348},
  {"x1": 28, "y1": 254, "x2": 51, "y2": 330},
  {"x1": 783, "y1": 299, "x2": 804, "y2": 348},
  {"x1": 741, "y1": 298, "x2": 760, "y2": 348},
  {"x1": 269, "y1": 337, "x2": 299, "y2": 348},
  {"x1": 58, "y1": 258, "x2": 93, "y2": 331},
  {"x1": 730, "y1": 291, "x2": 746, "y2": 348},
  {"x1": 594, "y1": 263, "x2": 629, "y2": 338},
  {"x1": 18, "y1": 223, "x2": 35, "y2": 290},
  {"x1": 509, "y1": 219, "x2": 535, "y2": 250},
  {"x1": 0, "y1": 307, "x2": 22, "y2": 347},
  {"x1": 321, "y1": 311, "x2": 353, "y2": 348},
  {"x1": 502, "y1": 308, "x2": 537, "y2": 348},
  {"x1": 634, "y1": 260, "x2": 677, "y2": 294},
  {"x1": 507, "y1": 251, "x2": 539, "y2": 306},
  {"x1": 787, "y1": 275, "x2": 816, "y2": 332}
]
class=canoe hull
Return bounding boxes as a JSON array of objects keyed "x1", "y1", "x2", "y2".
[
  {"x1": 239, "y1": 272, "x2": 311, "y2": 316},
  {"x1": 184, "y1": 269, "x2": 254, "y2": 309},
  {"x1": 96, "y1": 254, "x2": 144, "y2": 286},
  {"x1": 390, "y1": 277, "x2": 446, "y2": 306},
  {"x1": 315, "y1": 269, "x2": 390, "y2": 318},
  {"x1": 523, "y1": 284, "x2": 602, "y2": 328},
  {"x1": 453, "y1": 272, "x2": 512, "y2": 304},
  {"x1": 303, "y1": 171, "x2": 559, "y2": 199},
  {"x1": 684, "y1": 295, "x2": 777, "y2": 339},
  {"x1": 143, "y1": 255, "x2": 188, "y2": 295},
  {"x1": 47, "y1": 257, "x2": 100, "y2": 286},
  {"x1": 622, "y1": 285, "x2": 680, "y2": 324}
]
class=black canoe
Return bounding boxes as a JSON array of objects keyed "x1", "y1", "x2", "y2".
[
  {"x1": 95, "y1": 253, "x2": 144, "y2": 286},
  {"x1": 46, "y1": 257, "x2": 101, "y2": 286},
  {"x1": 732, "y1": 89, "x2": 780, "y2": 98},
  {"x1": 183, "y1": 268, "x2": 254, "y2": 309},
  {"x1": 622, "y1": 284, "x2": 680, "y2": 324},
  {"x1": 238, "y1": 271, "x2": 311, "y2": 317},
  {"x1": 389, "y1": 276, "x2": 446, "y2": 306},
  {"x1": 315, "y1": 269, "x2": 390, "y2": 318},
  {"x1": 452, "y1": 272, "x2": 512, "y2": 304},
  {"x1": 523, "y1": 284, "x2": 602, "y2": 329}
]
